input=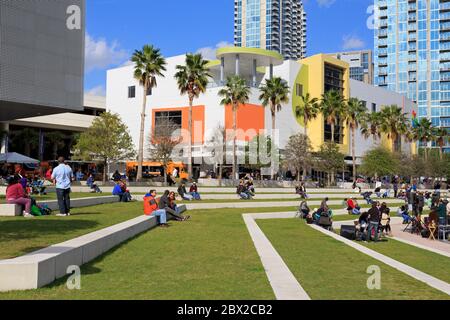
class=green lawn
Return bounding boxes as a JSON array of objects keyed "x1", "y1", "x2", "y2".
[
  {"x1": 0, "y1": 202, "x2": 141, "y2": 259},
  {"x1": 257, "y1": 218, "x2": 449, "y2": 300},
  {"x1": 0, "y1": 205, "x2": 307, "y2": 300},
  {"x1": 360, "y1": 239, "x2": 450, "y2": 283}
]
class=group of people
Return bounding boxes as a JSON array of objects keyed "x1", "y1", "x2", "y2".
[
  {"x1": 236, "y1": 179, "x2": 255, "y2": 200},
  {"x1": 295, "y1": 183, "x2": 308, "y2": 199},
  {"x1": 112, "y1": 180, "x2": 133, "y2": 202},
  {"x1": 298, "y1": 197, "x2": 333, "y2": 229},
  {"x1": 177, "y1": 182, "x2": 201, "y2": 201},
  {"x1": 357, "y1": 202, "x2": 392, "y2": 241},
  {"x1": 143, "y1": 190, "x2": 191, "y2": 227}
]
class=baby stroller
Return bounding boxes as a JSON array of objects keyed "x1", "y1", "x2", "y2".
[{"x1": 361, "y1": 192, "x2": 374, "y2": 204}]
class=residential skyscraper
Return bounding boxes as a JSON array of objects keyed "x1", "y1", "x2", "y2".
[
  {"x1": 374, "y1": 0, "x2": 449, "y2": 152},
  {"x1": 329, "y1": 50, "x2": 374, "y2": 84},
  {"x1": 234, "y1": 0, "x2": 307, "y2": 60}
]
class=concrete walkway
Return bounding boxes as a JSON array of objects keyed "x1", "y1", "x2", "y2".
[
  {"x1": 243, "y1": 214, "x2": 310, "y2": 300},
  {"x1": 179, "y1": 199, "x2": 403, "y2": 211},
  {"x1": 309, "y1": 224, "x2": 450, "y2": 296},
  {"x1": 389, "y1": 221, "x2": 450, "y2": 258}
]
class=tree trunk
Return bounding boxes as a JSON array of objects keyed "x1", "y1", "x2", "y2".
[
  {"x1": 352, "y1": 126, "x2": 356, "y2": 182},
  {"x1": 52, "y1": 144, "x2": 58, "y2": 161},
  {"x1": 163, "y1": 165, "x2": 168, "y2": 185},
  {"x1": 331, "y1": 123, "x2": 335, "y2": 143},
  {"x1": 218, "y1": 163, "x2": 222, "y2": 187},
  {"x1": 271, "y1": 109, "x2": 276, "y2": 180},
  {"x1": 440, "y1": 146, "x2": 443, "y2": 161},
  {"x1": 103, "y1": 159, "x2": 107, "y2": 183},
  {"x1": 232, "y1": 104, "x2": 237, "y2": 181},
  {"x1": 187, "y1": 96, "x2": 193, "y2": 181},
  {"x1": 137, "y1": 81, "x2": 148, "y2": 182}
]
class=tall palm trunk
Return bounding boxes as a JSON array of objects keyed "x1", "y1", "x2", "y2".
[
  {"x1": 351, "y1": 126, "x2": 356, "y2": 182},
  {"x1": 330, "y1": 122, "x2": 335, "y2": 185},
  {"x1": 137, "y1": 81, "x2": 148, "y2": 182},
  {"x1": 103, "y1": 159, "x2": 107, "y2": 183},
  {"x1": 232, "y1": 104, "x2": 238, "y2": 181},
  {"x1": 188, "y1": 95, "x2": 194, "y2": 181},
  {"x1": 439, "y1": 145, "x2": 443, "y2": 160},
  {"x1": 271, "y1": 107, "x2": 276, "y2": 180}
]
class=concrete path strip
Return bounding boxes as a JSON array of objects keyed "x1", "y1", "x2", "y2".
[
  {"x1": 390, "y1": 237, "x2": 450, "y2": 258},
  {"x1": 308, "y1": 224, "x2": 450, "y2": 296},
  {"x1": 243, "y1": 214, "x2": 311, "y2": 300}
]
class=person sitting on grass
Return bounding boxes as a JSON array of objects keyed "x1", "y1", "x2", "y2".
[
  {"x1": 295, "y1": 182, "x2": 308, "y2": 199},
  {"x1": 397, "y1": 205, "x2": 412, "y2": 224},
  {"x1": 189, "y1": 182, "x2": 201, "y2": 200},
  {"x1": 178, "y1": 183, "x2": 194, "y2": 201},
  {"x1": 143, "y1": 190, "x2": 169, "y2": 228},
  {"x1": 86, "y1": 174, "x2": 102, "y2": 193},
  {"x1": 374, "y1": 186, "x2": 382, "y2": 198},
  {"x1": 158, "y1": 190, "x2": 190, "y2": 221},
  {"x1": 31, "y1": 176, "x2": 46, "y2": 195},
  {"x1": 6, "y1": 176, "x2": 33, "y2": 218},
  {"x1": 245, "y1": 180, "x2": 256, "y2": 197}
]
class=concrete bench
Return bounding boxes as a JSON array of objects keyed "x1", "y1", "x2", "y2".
[
  {"x1": 0, "y1": 214, "x2": 159, "y2": 292},
  {"x1": 0, "y1": 204, "x2": 23, "y2": 216},
  {"x1": 0, "y1": 196, "x2": 120, "y2": 217}
]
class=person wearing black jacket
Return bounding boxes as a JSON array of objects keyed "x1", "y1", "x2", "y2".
[
  {"x1": 158, "y1": 190, "x2": 188, "y2": 221},
  {"x1": 367, "y1": 203, "x2": 381, "y2": 242}
]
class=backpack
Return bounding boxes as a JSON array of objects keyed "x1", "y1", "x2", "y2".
[{"x1": 31, "y1": 204, "x2": 43, "y2": 216}]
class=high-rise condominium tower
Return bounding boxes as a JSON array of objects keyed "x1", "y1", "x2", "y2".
[
  {"x1": 374, "y1": 0, "x2": 450, "y2": 151},
  {"x1": 234, "y1": 0, "x2": 307, "y2": 60}
]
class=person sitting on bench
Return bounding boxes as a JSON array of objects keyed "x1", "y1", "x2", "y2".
[
  {"x1": 178, "y1": 183, "x2": 194, "y2": 201},
  {"x1": 6, "y1": 175, "x2": 33, "y2": 218},
  {"x1": 346, "y1": 197, "x2": 361, "y2": 215},
  {"x1": 189, "y1": 182, "x2": 201, "y2": 200},
  {"x1": 143, "y1": 190, "x2": 169, "y2": 228},
  {"x1": 397, "y1": 205, "x2": 411, "y2": 224},
  {"x1": 158, "y1": 190, "x2": 190, "y2": 221},
  {"x1": 361, "y1": 191, "x2": 374, "y2": 204},
  {"x1": 86, "y1": 174, "x2": 102, "y2": 193},
  {"x1": 299, "y1": 200, "x2": 310, "y2": 219},
  {"x1": 237, "y1": 180, "x2": 252, "y2": 200}
]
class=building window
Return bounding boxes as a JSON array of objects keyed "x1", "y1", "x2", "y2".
[
  {"x1": 296, "y1": 83, "x2": 303, "y2": 97},
  {"x1": 154, "y1": 111, "x2": 182, "y2": 136},
  {"x1": 324, "y1": 63, "x2": 344, "y2": 94},
  {"x1": 372, "y1": 103, "x2": 377, "y2": 113},
  {"x1": 128, "y1": 86, "x2": 136, "y2": 98}
]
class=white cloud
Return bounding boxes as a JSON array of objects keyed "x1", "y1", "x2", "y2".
[
  {"x1": 342, "y1": 34, "x2": 365, "y2": 50},
  {"x1": 85, "y1": 33, "x2": 129, "y2": 73},
  {"x1": 86, "y1": 85, "x2": 106, "y2": 97},
  {"x1": 196, "y1": 41, "x2": 233, "y2": 60},
  {"x1": 316, "y1": 0, "x2": 336, "y2": 8}
]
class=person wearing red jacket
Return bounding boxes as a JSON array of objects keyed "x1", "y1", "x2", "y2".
[
  {"x1": 143, "y1": 190, "x2": 168, "y2": 228},
  {"x1": 6, "y1": 176, "x2": 32, "y2": 217}
]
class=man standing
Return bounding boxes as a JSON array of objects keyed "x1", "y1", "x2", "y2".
[
  {"x1": 52, "y1": 157, "x2": 73, "y2": 216},
  {"x1": 367, "y1": 202, "x2": 381, "y2": 242}
]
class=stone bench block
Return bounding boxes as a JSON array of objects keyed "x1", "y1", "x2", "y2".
[{"x1": 0, "y1": 204, "x2": 23, "y2": 216}]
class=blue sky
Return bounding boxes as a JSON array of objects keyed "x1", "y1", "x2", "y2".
[{"x1": 85, "y1": 0, "x2": 374, "y2": 95}]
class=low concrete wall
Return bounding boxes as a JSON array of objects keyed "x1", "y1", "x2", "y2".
[
  {"x1": 0, "y1": 196, "x2": 120, "y2": 217},
  {"x1": 0, "y1": 214, "x2": 158, "y2": 292}
]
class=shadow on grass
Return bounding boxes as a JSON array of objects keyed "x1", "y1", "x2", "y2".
[{"x1": 0, "y1": 219, "x2": 100, "y2": 242}]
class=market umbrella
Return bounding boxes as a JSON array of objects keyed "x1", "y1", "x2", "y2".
[{"x1": 0, "y1": 152, "x2": 39, "y2": 164}]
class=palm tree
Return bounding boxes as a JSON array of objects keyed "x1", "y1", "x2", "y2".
[
  {"x1": 343, "y1": 98, "x2": 367, "y2": 182},
  {"x1": 360, "y1": 112, "x2": 382, "y2": 141},
  {"x1": 131, "y1": 45, "x2": 167, "y2": 182},
  {"x1": 45, "y1": 131, "x2": 66, "y2": 160},
  {"x1": 413, "y1": 118, "x2": 434, "y2": 160},
  {"x1": 218, "y1": 75, "x2": 250, "y2": 180},
  {"x1": 379, "y1": 105, "x2": 408, "y2": 153},
  {"x1": 295, "y1": 93, "x2": 320, "y2": 137},
  {"x1": 321, "y1": 90, "x2": 346, "y2": 143},
  {"x1": 259, "y1": 77, "x2": 290, "y2": 178},
  {"x1": 174, "y1": 53, "x2": 211, "y2": 179},
  {"x1": 434, "y1": 127, "x2": 448, "y2": 160}
]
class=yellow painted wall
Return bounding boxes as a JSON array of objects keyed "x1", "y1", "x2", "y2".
[{"x1": 295, "y1": 54, "x2": 350, "y2": 154}]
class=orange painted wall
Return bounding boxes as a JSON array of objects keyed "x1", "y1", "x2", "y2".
[
  {"x1": 152, "y1": 105, "x2": 205, "y2": 144},
  {"x1": 224, "y1": 104, "x2": 266, "y2": 141}
]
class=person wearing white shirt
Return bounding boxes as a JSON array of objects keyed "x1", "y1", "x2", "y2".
[{"x1": 51, "y1": 157, "x2": 74, "y2": 216}]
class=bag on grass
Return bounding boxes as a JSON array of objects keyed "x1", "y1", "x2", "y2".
[{"x1": 31, "y1": 204, "x2": 42, "y2": 216}]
